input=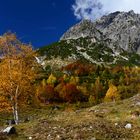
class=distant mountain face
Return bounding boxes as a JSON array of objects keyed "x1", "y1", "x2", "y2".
[
  {"x1": 38, "y1": 10, "x2": 140, "y2": 68},
  {"x1": 61, "y1": 10, "x2": 140, "y2": 54},
  {"x1": 38, "y1": 37, "x2": 140, "y2": 68}
]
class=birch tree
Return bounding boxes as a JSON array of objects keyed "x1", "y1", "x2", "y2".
[{"x1": 0, "y1": 33, "x2": 38, "y2": 124}]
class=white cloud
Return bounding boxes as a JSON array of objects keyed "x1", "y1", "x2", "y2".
[
  {"x1": 72, "y1": 0, "x2": 104, "y2": 21},
  {"x1": 72, "y1": 0, "x2": 140, "y2": 21}
]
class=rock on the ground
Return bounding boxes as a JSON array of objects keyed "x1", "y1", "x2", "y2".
[
  {"x1": 28, "y1": 136, "x2": 32, "y2": 140},
  {"x1": 125, "y1": 123, "x2": 132, "y2": 129},
  {"x1": 2, "y1": 126, "x2": 16, "y2": 135}
]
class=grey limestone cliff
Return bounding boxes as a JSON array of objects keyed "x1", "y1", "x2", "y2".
[{"x1": 61, "y1": 10, "x2": 140, "y2": 54}]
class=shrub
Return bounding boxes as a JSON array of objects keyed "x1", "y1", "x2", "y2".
[
  {"x1": 59, "y1": 83, "x2": 85, "y2": 103},
  {"x1": 36, "y1": 84, "x2": 59, "y2": 103}
]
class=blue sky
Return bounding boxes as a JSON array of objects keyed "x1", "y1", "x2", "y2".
[
  {"x1": 0, "y1": 0, "x2": 77, "y2": 48},
  {"x1": 0, "y1": 0, "x2": 139, "y2": 48}
]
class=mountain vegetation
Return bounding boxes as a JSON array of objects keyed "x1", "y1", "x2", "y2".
[
  {"x1": 36, "y1": 61, "x2": 140, "y2": 105},
  {"x1": 38, "y1": 37, "x2": 140, "y2": 66}
]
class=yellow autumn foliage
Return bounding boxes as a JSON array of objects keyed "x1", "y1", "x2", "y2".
[
  {"x1": 69, "y1": 76, "x2": 79, "y2": 84},
  {"x1": 0, "y1": 95, "x2": 11, "y2": 112},
  {"x1": 47, "y1": 74, "x2": 57, "y2": 85},
  {"x1": 104, "y1": 84, "x2": 120, "y2": 102}
]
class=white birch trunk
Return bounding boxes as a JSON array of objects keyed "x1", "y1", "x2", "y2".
[
  {"x1": 12, "y1": 85, "x2": 19, "y2": 125},
  {"x1": 14, "y1": 102, "x2": 19, "y2": 125}
]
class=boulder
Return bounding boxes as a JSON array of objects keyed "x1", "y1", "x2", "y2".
[
  {"x1": 125, "y1": 123, "x2": 132, "y2": 129},
  {"x1": 3, "y1": 126, "x2": 16, "y2": 135}
]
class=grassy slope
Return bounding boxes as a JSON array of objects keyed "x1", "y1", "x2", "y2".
[{"x1": 1, "y1": 94, "x2": 140, "y2": 140}]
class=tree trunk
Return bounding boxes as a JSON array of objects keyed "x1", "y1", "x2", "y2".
[
  {"x1": 12, "y1": 85, "x2": 19, "y2": 125},
  {"x1": 12, "y1": 103, "x2": 19, "y2": 125}
]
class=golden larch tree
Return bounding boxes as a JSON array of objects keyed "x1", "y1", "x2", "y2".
[
  {"x1": 0, "y1": 32, "x2": 39, "y2": 124},
  {"x1": 104, "y1": 84, "x2": 120, "y2": 102}
]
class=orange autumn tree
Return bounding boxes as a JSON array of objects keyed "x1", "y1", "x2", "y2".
[
  {"x1": 59, "y1": 83, "x2": 83, "y2": 103},
  {"x1": 0, "y1": 32, "x2": 38, "y2": 124}
]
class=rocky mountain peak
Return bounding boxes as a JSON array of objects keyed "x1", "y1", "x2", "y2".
[
  {"x1": 60, "y1": 19, "x2": 102, "y2": 41},
  {"x1": 61, "y1": 10, "x2": 140, "y2": 53}
]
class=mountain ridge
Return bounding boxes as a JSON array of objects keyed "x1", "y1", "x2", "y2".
[{"x1": 61, "y1": 10, "x2": 140, "y2": 54}]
